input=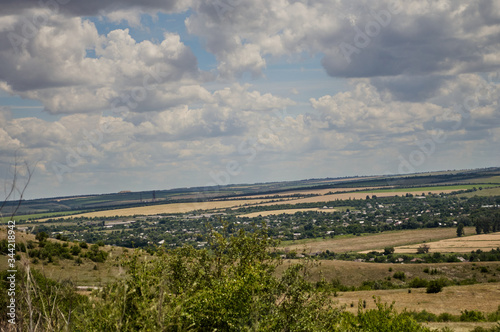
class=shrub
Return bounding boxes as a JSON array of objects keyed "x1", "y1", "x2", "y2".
[
  {"x1": 393, "y1": 271, "x2": 406, "y2": 281},
  {"x1": 408, "y1": 310, "x2": 438, "y2": 322},
  {"x1": 417, "y1": 244, "x2": 430, "y2": 254},
  {"x1": 409, "y1": 277, "x2": 429, "y2": 288},
  {"x1": 426, "y1": 279, "x2": 446, "y2": 293},
  {"x1": 460, "y1": 309, "x2": 485, "y2": 322},
  {"x1": 437, "y1": 312, "x2": 457, "y2": 322},
  {"x1": 384, "y1": 247, "x2": 395, "y2": 255}
]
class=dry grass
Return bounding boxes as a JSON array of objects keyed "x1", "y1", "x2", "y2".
[
  {"x1": 389, "y1": 231, "x2": 500, "y2": 254},
  {"x1": 0, "y1": 227, "x2": 140, "y2": 286},
  {"x1": 238, "y1": 208, "x2": 337, "y2": 218},
  {"x1": 335, "y1": 283, "x2": 500, "y2": 315},
  {"x1": 424, "y1": 322, "x2": 500, "y2": 332},
  {"x1": 281, "y1": 227, "x2": 476, "y2": 254},
  {"x1": 278, "y1": 259, "x2": 500, "y2": 286}
]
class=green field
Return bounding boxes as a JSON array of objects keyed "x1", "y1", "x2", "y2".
[
  {"x1": 455, "y1": 186, "x2": 500, "y2": 197},
  {"x1": 0, "y1": 210, "x2": 85, "y2": 223}
]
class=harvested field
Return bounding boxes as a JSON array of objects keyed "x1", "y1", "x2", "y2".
[
  {"x1": 388, "y1": 231, "x2": 500, "y2": 253},
  {"x1": 281, "y1": 227, "x2": 476, "y2": 254},
  {"x1": 232, "y1": 187, "x2": 386, "y2": 200},
  {"x1": 238, "y1": 208, "x2": 337, "y2": 218},
  {"x1": 335, "y1": 283, "x2": 500, "y2": 315},
  {"x1": 258, "y1": 189, "x2": 459, "y2": 206},
  {"x1": 34, "y1": 199, "x2": 277, "y2": 220}
]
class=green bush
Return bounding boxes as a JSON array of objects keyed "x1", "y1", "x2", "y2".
[
  {"x1": 460, "y1": 309, "x2": 485, "y2": 322},
  {"x1": 408, "y1": 310, "x2": 437, "y2": 322},
  {"x1": 393, "y1": 271, "x2": 406, "y2": 281},
  {"x1": 437, "y1": 312, "x2": 458, "y2": 322},
  {"x1": 409, "y1": 277, "x2": 429, "y2": 288},
  {"x1": 426, "y1": 279, "x2": 446, "y2": 293}
]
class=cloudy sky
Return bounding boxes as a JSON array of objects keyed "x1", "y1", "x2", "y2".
[{"x1": 1, "y1": 0, "x2": 499, "y2": 199}]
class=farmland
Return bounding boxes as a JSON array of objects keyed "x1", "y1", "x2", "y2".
[
  {"x1": 387, "y1": 232, "x2": 500, "y2": 254},
  {"x1": 280, "y1": 227, "x2": 477, "y2": 254},
  {"x1": 34, "y1": 198, "x2": 279, "y2": 221}
]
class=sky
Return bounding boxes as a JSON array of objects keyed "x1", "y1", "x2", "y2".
[{"x1": 0, "y1": 0, "x2": 499, "y2": 200}]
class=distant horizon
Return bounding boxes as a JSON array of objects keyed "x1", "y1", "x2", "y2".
[{"x1": 11, "y1": 165, "x2": 500, "y2": 201}]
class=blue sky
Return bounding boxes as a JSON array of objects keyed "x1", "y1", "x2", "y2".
[{"x1": 0, "y1": 0, "x2": 499, "y2": 199}]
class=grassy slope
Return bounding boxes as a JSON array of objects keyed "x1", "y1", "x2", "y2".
[
  {"x1": 0, "y1": 228, "x2": 144, "y2": 286},
  {"x1": 335, "y1": 283, "x2": 500, "y2": 315},
  {"x1": 278, "y1": 259, "x2": 500, "y2": 286}
]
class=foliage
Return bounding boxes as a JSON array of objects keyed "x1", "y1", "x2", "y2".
[
  {"x1": 409, "y1": 277, "x2": 429, "y2": 288},
  {"x1": 77, "y1": 224, "x2": 342, "y2": 331},
  {"x1": 393, "y1": 271, "x2": 406, "y2": 281},
  {"x1": 0, "y1": 266, "x2": 88, "y2": 331},
  {"x1": 426, "y1": 278, "x2": 447, "y2": 293},
  {"x1": 460, "y1": 309, "x2": 485, "y2": 322},
  {"x1": 417, "y1": 244, "x2": 430, "y2": 254},
  {"x1": 68, "y1": 224, "x2": 430, "y2": 331},
  {"x1": 336, "y1": 298, "x2": 431, "y2": 332}
]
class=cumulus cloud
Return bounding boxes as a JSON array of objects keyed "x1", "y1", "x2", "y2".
[
  {"x1": 0, "y1": 12, "x2": 204, "y2": 114},
  {"x1": 1, "y1": 0, "x2": 500, "y2": 198},
  {"x1": 0, "y1": 0, "x2": 191, "y2": 19},
  {"x1": 187, "y1": 0, "x2": 500, "y2": 81}
]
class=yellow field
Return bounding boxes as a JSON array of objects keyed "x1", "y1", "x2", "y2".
[
  {"x1": 34, "y1": 199, "x2": 277, "y2": 220},
  {"x1": 232, "y1": 187, "x2": 385, "y2": 199},
  {"x1": 388, "y1": 231, "x2": 500, "y2": 253},
  {"x1": 335, "y1": 283, "x2": 500, "y2": 315},
  {"x1": 258, "y1": 189, "x2": 458, "y2": 207},
  {"x1": 238, "y1": 208, "x2": 337, "y2": 218},
  {"x1": 281, "y1": 227, "x2": 476, "y2": 254}
]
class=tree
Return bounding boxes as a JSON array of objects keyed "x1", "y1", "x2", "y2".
[
  {"x1": 426, "y1": 279, "x2": 444, "y2": 293},
  {"x1": 417, "y1": 244, "x2": 430, "y2": 254},
  {"x1": 456, "y1": 223, "x2": 465, "y2": 237},
  {"x1": 35, "y1": 231, "x2": 49, "y2": 242},
  {"x1": 384, "y1": 247, "x2": 395, "y2": 255}
]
